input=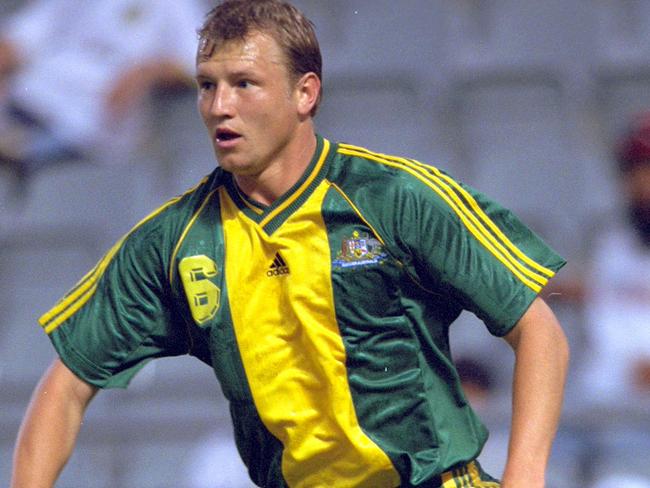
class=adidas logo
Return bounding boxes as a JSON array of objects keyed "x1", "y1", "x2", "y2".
[{"x1": 267, "y1": 252, "x2": 290, "y2": 277}]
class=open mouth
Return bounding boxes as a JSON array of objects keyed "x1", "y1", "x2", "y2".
[{"x1": 215, "y1": 128, "x2": 241, "y2": 142}]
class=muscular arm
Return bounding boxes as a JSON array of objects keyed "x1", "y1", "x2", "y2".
[
  {"x1": 11, "y1": 358, "x2": 98, "y2": 488},
  {"x1": 500, "y1": 297, "x2": 569, "y2": 488}
]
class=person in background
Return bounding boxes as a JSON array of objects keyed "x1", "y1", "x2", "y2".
[
  {"x1": 0, "y1": 0, "x2": 205, "y2": 181},
  {"x1": 580, "y1": 112, "x2": 650, "y2": 401},
  {"x1": 547, "y1": 112, "x2": 650, "y2": 487}
]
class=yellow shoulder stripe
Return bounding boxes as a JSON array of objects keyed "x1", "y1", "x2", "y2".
[
  {"x1": 39, "y1": 236, "x2": 128, "y2": 334},
  {"x1": 329, "y1": 182, "x2": 386, "y2": 246},
  {"x1": 168, "y1": 187, "x2": 219, "y2": 285},
  {"x1": 337, "y1": 144, "x2": 554, "y2": 293},
  {"x1": 39, "y1": 177, "x2": 210, "y2": 334},
  {"x1": 412, "y1": 158, "x2": 555, "y2": 278}
]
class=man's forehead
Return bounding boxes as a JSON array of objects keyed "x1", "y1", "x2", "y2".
[
  {"x1": 197, "y1": 37, "x2": 217, "y2": 63},
  {"x1": 196, "y1": 32, "x2": 286, "y2": 67}
]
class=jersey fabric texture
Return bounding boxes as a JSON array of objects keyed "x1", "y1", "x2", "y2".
[{"x1": 39, "y1": 136, "x2": 565, "y2": 488}]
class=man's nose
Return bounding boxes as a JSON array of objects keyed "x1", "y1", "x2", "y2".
[{"x1": 210, "y1": 85, "x2": 235, "y2": 117}]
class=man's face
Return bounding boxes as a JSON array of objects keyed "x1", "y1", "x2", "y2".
[{"x1": 196, "y1": 31, "x2": 302, "y2": 178}]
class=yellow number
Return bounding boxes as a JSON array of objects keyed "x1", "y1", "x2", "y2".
[{"x1": 179, "y1": 255, "x2": 221, "y2": 325}]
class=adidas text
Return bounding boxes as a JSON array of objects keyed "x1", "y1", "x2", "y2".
[{"x1": 267, "y1": 267, "x2": 290, "y2": 277}]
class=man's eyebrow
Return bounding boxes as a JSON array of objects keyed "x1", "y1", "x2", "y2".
[
  {"x1": 194, "y1": 67, "x2": 260, "y2": 82},
  {"x1": 228, "y1": 68, "x2": 259, "y2": 78}
]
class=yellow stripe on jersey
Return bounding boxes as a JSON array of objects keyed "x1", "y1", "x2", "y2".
[
  {"x1": 168, "y1": 188, "x2": 219, "y2": 285},
  {"x1": 39, "y1": 177, "x2": 211, "y2": 334},
  {"x1": 329, "y1": 182, "x2": 387, "y2": 247},
  {"x1": 467, "y1": 461, "x2": 500, "y2": 487},
  {"x1": 439, "y1": 462, "x2": 501, "y2": 487},
  {"x1": 258, "y1": 138, "x2": 330, "y2": 229},
  {"x1": 410, "y1": 159, "x2": 554, "y2": 279},
  {"x1": 337, "y1": 145, "x2": 553, "y2": 292},
  {"x1": 234, "y1": 183, "x2": 265, "y2": 215},
  {"x1": 220, "y1": 181, "x2": 400, "y2": 488},
  {"x1": 39, "y1": 237, "x2": 125, "y2": 334},
  {"x1": 338, "y1": 144, "x2": 553, "y2": 285},
  {"x1": 441, "y1": 466, "x2": 467, "y2": 487},
  {"x1": 462, "y1": 465, "x2": 473, "y2": 487}
]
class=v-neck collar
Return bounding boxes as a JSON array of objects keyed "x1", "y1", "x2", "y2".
[{"x1": 224, "y1": 135, "x2": 333, "y2": 234}]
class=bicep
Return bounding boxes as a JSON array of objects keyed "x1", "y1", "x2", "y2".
[
  {"x1": 45, "y1": 358, "x2": 98, "y2": 407},
  {"x1": 26, "y1": 358, "x2": 98, "y2": 421},
  {"x1": 20, "y1": 358, "x2": 98, "y2": 448},
  {"x1": 503, "y1": 297, "x2": 567, "y2": 352}
]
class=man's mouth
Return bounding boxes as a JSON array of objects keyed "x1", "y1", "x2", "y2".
[{"x1": 215, "y1": 128, "x2": 241, "y2": 143}]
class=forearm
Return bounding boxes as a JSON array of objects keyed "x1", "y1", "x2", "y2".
[
  {"x1": 501, "y1": 298, "x2": 570, "y2": 487},
  {"x1": 11, "y1": 359, "x2": 97, "y2": 488},
  {"x1": 105, "y1": 60, "x2": 193, "y2": 120}
]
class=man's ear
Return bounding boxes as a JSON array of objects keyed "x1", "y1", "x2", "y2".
[{"x1": 295, "y1": 72, "x2": 321, "y2": 117}]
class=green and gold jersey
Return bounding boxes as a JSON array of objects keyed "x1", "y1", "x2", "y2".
[{"x1": 39, "y1": 136, "x2": 565, "y2": 488}]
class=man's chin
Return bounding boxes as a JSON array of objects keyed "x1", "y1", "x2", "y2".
[
  {"x1": 214, "y1": 156, "x2": 251, "y2": 175},
  {"x1": 214, "y1": 154, "x2": 236, "y2": 171}
]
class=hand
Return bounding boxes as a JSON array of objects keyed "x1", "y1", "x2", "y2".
[
  {"x1": 105, "y1": 65, "x2": 156, "y2": 122},
  {"x1": 104, "y1": 61, "x2": 191, "y2": 122}
]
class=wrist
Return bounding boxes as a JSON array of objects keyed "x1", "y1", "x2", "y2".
[{"x1": 501, "y1": 465, "x2": 546, "y2": 488}]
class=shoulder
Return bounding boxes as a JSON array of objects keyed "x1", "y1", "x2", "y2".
[
  {"x1": 112, "y1": 170, "x2": 226, "y2": 266},
  {"x1": 327, "y1": 140, "x2": 460, "y2": 213},
  {"x1": 331, "y1": 142, "x2": 429, "y2": 181}
]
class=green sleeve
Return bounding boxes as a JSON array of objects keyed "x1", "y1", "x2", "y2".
[
  {"x1": 395, "y1": 168, "x2": 566, "y2": 336},
  {"x1": 43, "y1": 224, "x2": 188, "y2": 388}
]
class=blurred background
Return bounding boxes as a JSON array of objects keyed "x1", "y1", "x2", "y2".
[{"x1": 1, "y1": 0, "x2": 649, "y2": 487}]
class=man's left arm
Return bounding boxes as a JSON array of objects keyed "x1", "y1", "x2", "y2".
[{"x1": 500, "y1": 296, "x2": 570, "y2": 488}]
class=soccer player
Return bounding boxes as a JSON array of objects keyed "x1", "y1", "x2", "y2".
[{"x1": 11, "y1": 1, "x2": 569, "y2": 487}]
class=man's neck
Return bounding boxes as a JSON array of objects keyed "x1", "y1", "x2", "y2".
[{"x1": 234, "y1": 130, "x2": 317, "y2": 207}]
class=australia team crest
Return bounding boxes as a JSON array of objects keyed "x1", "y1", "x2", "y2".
[{"x1": 333, "y1": 230, "x2": 387, "y2": 269}]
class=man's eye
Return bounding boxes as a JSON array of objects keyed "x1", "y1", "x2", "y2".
[
  {"x1": 199, "y1": 81, "x2": 214, "y2": 90},
  {"x1": 237, "y1": 80, "x2": 251, "y2": 88}
]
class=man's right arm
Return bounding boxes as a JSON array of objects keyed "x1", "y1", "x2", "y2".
[{"x1": 11, "y1": 358, "x2": 98, "y2": 488}]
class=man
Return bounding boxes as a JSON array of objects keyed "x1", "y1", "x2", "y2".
[
  {"x1": 11, "y1": 1, "x2": 569, "y2": 487},
  {"x1": 580, "y1": 112, "x2": 650, "y2": 402},
  {"x1": 577, "y1": 114, "x2": 650, "y2": 486}
]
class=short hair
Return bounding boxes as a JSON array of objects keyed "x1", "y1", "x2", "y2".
[{"x1": 198, "y1": 0, "x2": 323, "y2": 114}]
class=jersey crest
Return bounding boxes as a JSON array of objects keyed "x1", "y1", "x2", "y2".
[{"x1": 333, "y1": 230, "x2": 387, "y2": 269}]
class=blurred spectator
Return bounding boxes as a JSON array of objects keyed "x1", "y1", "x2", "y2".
[
  {"x1": 542, "y1": 112, "x2": 650, "y2": 485},
  {"x1": 579, "y1": 112, "x2": 650, "y2": 403},
  {"x1": 555, "y1": 112, "x2": 650, "y2": 486},
  {"x1": 0, "y1": 0, "x2": 205, "y2": 181}
]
